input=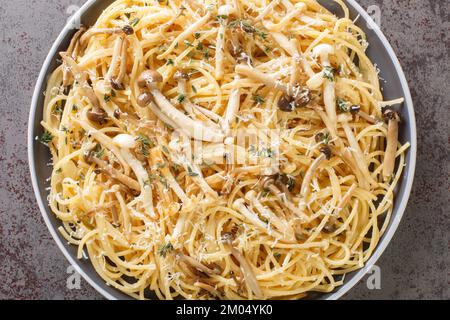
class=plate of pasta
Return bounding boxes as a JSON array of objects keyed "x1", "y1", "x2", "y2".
[{"x1": 29, "y1": 0, "x2": 416, "y2": 300}]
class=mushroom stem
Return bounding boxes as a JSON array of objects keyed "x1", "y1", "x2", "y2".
[
  {"x1": 340, "y1": 147, "x2": 369, "y2": 190},
  {"x1": 177, "y1": 253, "x2": 221, "y2": 276},
  {"x1": 107, "y1": 35, "x2": 129, "y2": 90},
  {"x1": 152, "y1": 88, "x2": 225, "y2": 142},
  {"x1": 290, "y1": 55, "x2": 302, "y2": 88},
  {"x1": 119, "y1": 147, "x2": 158, "y2": 219},
  {"x1": 312, "y1": 44, "x2": 337, "y2": 127},
  {"x1": 63, "y1": 27, "x2": 86, "y2": 87},
  {"x1": 340, "y1": 115, "x2": 378, "y2": 187},
  {"x1": 358, "y1": 110, "x2": 379, "y2": 124},
  {"x1": 245, "y1": 190, "x2": 296, "y2": 241},
  {"x1": 60, "y1": 52, "x2": 108, "y2": 124},
  {"x1": 233, "y1": 199, "x2": 284, "y2": 239},
  {"x1": 215, "y1": 22, "x2": 226, "y2": 80},
  {"x1": 138, "y1": 70, "x2": 225, "y2": 142},
  {"x1": 159, "y1": 6, "x2": 186, "y2": 34},
  {"x1": 224, "y1": 243, "x2": 263, "y2": 299},
  {"x1": 235, "y1": 65, "x2": 289, "y2": 95},
  {"x1": 336, "y1": 184, "x2": 357, "y2": 213},
  {"x1": 175, "y1": 72, "x2": 221, "y2": 129},
  {"x1": 85, "y1": 152, "x2": 141, "y2": 192},
  {"x1": 193, "y1": 105, "x2": 224, "y2": 124},
  {"x1": 271, "y1": 32, "x2": 298, "y2": 57},
  {"x1": 383, "y1": 110, "x2": 400, "y2": 181},
  {"x1": 67, "y1": 27, "x2": 87, "y2": 57},
  {"x1": 106, "y1": 36, "x2": 124, "y2": 84},
  {"x1": 300, "y1": 153, "x2": 327, "y2": 198},
  {"x1": 150, "y1": 147, "x2": 189, "y2": 203},
  {"x1": 221, "y1": 78, "x2": 241, "y2": 134},
  {"x1": 260, "y1": 176, "x2": 309, "y2": 221}
]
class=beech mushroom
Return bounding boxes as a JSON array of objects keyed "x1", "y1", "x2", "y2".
[
  {"x1": 382, "y1": 108, "x2": 400, "y2": 181},
  {"x1": 232, "y1": 199, "x2": 285, "y2": 239},
  {"x1": 138, "y1": 70, "x2": 225, "y2": 142},
  {"x1": 300, "y1": 146, "x2": 332, "y2": 198},
  {"x1": 176, "y1": 252, "x2": 221, "y2": 276},
  {"x1": 245, "y1": 190, "x2": 296, "y2": 241},
  {"x1": 235, "y1": 65, "x2": 311, "y2": 112},
  {"x1": 312, "y1": 44, "x2": 337, "y2": 127},
  {"x1": 259, "y1": 174, "x2": 308, "y2": 221},
  {"x1": 173, "y1": 70, "x2": 197, "y2": 119},
  {"x1": 84, "y1": 149, "x2": 141, "y2": 192},
  {"x1": 221, "y1": 79, "x2": 241, "y2": 134},
  {"x1": 137, "y1": 91, "x2": 154, "y2": 108},
  {"x1": 60, "y1": 52, "x2": 108, "y2": 124},
  {"x1": 149, "y1": 147, "x2": 189, "y2": 203},
  {"x1": 108, "y1": 32, "x2": 129, "y2": 91},
  {"x1": 340, "y1": 114, "x2": 378, "y2": 187},
  {"x1": 63, "y1": 27, "x2": 86, "y2": 87},
  {"x1": 112, "y1": 133, "x2": 158, "y2": 219},
  {"x1": 277, "y1": 89, "x2": 310, "y2": 112},
  {"x1": 194, "y1": 282, "x2": 222, "y2": 298},
  {"x1": 223, "y1": 242, "x2": 263, "y2": 299},
  {"x1": 236, "y1": 65, "x2": 288, "y2": 94}
]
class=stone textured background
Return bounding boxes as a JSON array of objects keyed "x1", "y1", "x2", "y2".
[{"x1": 0, "y1": 0, "x2": 448, "y2": 300}]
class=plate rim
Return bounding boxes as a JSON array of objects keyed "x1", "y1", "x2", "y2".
[{"x1": 28, "y1": 0, "x2": 417, "y2": 300}]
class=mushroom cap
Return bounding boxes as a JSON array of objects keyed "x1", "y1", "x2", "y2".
[
  {"x1": 278, "y1": 95, "x2": 295, "y2": 112},
  {"x1": 87, "y1": 108, "x2": 108, "y2": 124},
  {"x1": 312, "y1": 44, "x2": 335, "y2": 58},
  {"x1": 218, "y1": 4, "x2": 235, "y2": 16},
  {"x1": 350, "y1": 104, "x2": 361, "y2": 115},
  {"x1": 122, "y1": 25, "x2": 134, "y2": 35},
  {"x1": 138, "y1": 70, "x2": 163, "y2": 88},
  {"x1": 244, "y1": 190, "x2": 257, "y2": 202},
  {"x1": 110, "y1": 79, "x2": 125, "y2": 91},
  {"x1": 174, "y1": 70, "x2": 190, "y2": 80},
  {"x1": 113, "y1": 109, "x2": 122, "y2": 119},
  {"x1": 137, "y1": 92, "x2": 153, "y2": 107},
  {"x1": 320, "y1": 145, "x2": 332, "y2": 160},
  {"x1": 113, "y1": 134, "x2": 137, "y2": 149},
  {"x1": 260, "y1": 176, "x2": 276, "y2": 189},
  {"x1": 315, "y1": 132, "x2": 326, "y2": 144},
  {"x1": 382, "y1": 108, "x2": 400, "y2": 122},
  {"x1": 292, "y1": 88, "x2": 311, "y2": 108},
  {"x1": 84, "y1": 150, "x2": 95, "y2": 164}
]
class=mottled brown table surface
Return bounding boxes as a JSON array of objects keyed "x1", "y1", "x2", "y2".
[{"x1": 0, "y1": 0, "x2": 448, "y2": 300}]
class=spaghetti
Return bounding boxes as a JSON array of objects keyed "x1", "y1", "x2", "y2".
[{"x1": 40, "y1": 0, "x2": 409, "y2": 300}]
